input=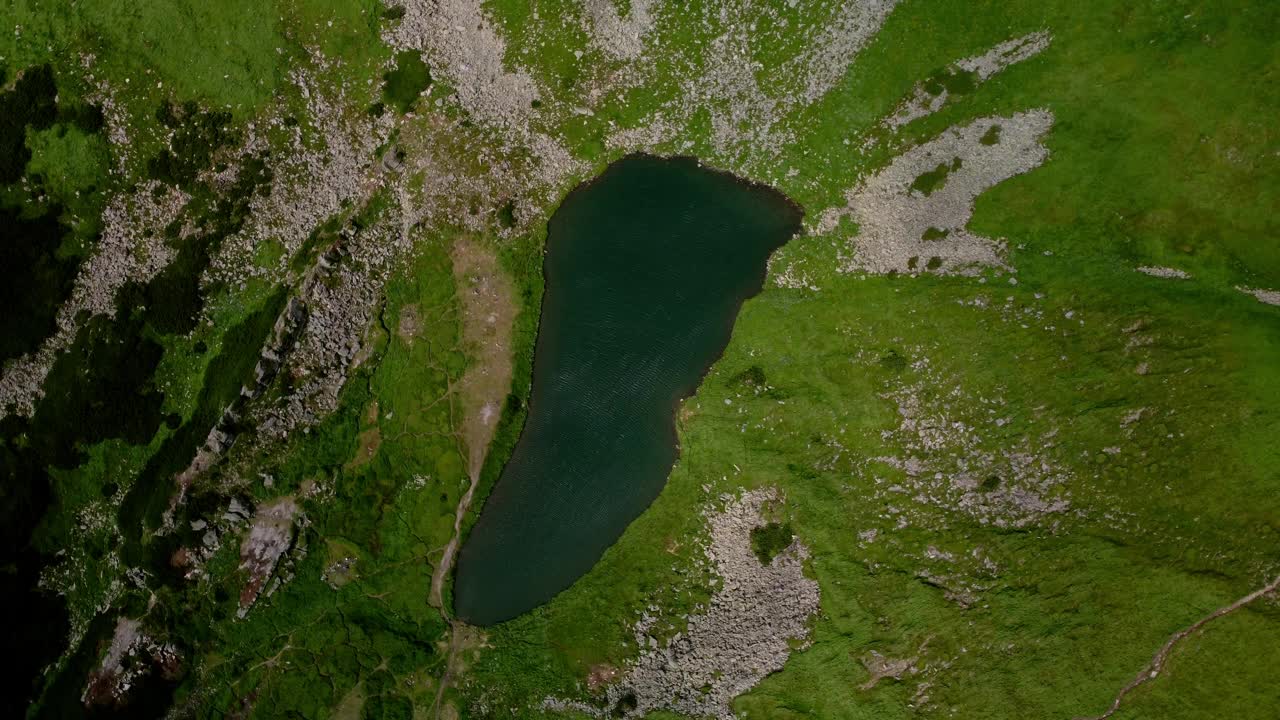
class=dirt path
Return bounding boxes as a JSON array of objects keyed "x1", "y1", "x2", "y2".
[
  {"x1": 1075, "y1": 574, "x2": 1280, "y2": 720},
  {"x1": 429, "y1": 479, "x2": 480, "y2": 611},
  {"x1": 430, "y1": 620, "x2": 488, "y2": 720}
]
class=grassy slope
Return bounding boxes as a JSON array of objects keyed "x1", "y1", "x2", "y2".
[{"x1": 4, "y1": 0, "x2": 282, "y2": 112}]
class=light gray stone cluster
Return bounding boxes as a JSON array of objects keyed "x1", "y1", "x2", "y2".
[
  {"x1": 819, "y1": 110, "x2": 1054, "y2": 276},
  {"x1": 80, "y1": 53, "x2": 133, "y2": 170},
  {"x1": 884, "y1": 32, "x2": 1051, "y2": 130},
  {"x1": 1238, "y1": 285, "x2": 1280, "y2": 306},
  {"x1": 210, "y1": 66, "x2": 394, "y2": 285},
  {"x1": 956, "y1": 31, "x2": 1052, "y2": 78},
  {"x1": 0, "y1": 182, "x2": 189, "y2": 417},
  {"x1": 384, "y1": 0, "x2": 582, "y2": 188},
  {"x1": 870, "y1": 360, "x2": 1071, "y2": 530},
  {"x1": 609, "y1": 0, "x2": 898, "y2": 171},
  {"x1": 1137, "y1": 265, "x2": 1192, "y2": 279},
  {"x1": 386, "y1": 0, "x2": 539, "y2": 130},
  {"x1": 582, "y1": 0, "x2": 656, "y2": 60},
  {"x1": 791, "y1": 0, "x2": 901, "y2": 104},
  {"x1": 554, "y1": 489, "x2": 820, "y2": 720},
  {"x1": 251, "y1": 211, "x2": 411, "y2": 443}
]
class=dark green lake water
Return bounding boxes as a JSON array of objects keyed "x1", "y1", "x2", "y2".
[{"x1": 453, "y1": 155, "x2": 802, "y2": 625}]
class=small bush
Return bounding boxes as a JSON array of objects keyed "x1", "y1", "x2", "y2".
[
  {"x1": 750, "y1": 522, "x2": 794, "y2": 565},
  {"x1": 382, "y1": 51, "x2": 432, "y2": 114},
  {"x1": 910, "y1": 159, "x2": 961, "y2": 196},
  {"x1": 729, "y1": 365, "x2": 767, "y2": 388}
]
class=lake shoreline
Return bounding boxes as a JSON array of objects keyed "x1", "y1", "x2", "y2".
[{"x1": 454, "y1": 154, "x2": 804, "y2": 625}]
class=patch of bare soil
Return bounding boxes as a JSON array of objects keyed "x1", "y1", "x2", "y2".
[
  {"x1": 347, "y1": 427, "x2": 382, "y2": 468},
  {"x1": 329, "y1": 680, "x2": 366, "y2": 720},
  {"x1": 586, "y1": 663, "x2": 620, "y2": 692},
  {"x1": 450, "y1": 237, "x2": 518, "y2": 479},
  {"x1": 860, "y1": 650, "x2": 919, "y2": 690},
  {"x1": 432, "y1": 624, "x2": 488, "y2": 720},
  {"x1": 237, "y1": 497, "x2": 299, "y2": 617},
  {"x1": 429, "y1": 237, "x2": 517, "y2": 610},
  {"x1": 397, "y1": 303, "x2": 423, "y2": 342}
]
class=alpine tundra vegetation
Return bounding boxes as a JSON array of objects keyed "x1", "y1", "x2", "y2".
[{"x1": 1, "y1": 1, "x2": 1278, "y2": 719}]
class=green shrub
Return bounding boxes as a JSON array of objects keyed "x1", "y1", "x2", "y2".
[{"x1": 750, "y1": 522, "x2": 794, "y2": 565}]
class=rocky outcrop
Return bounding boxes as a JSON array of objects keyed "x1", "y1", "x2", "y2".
[
  {"x1": 1138, "y1": 266, "x2": 1192, "y2": 279},
  {"x1": 237, "y1": 497, "x2": 300, "y2": 617},
  {"x1": 582, "y1": 0, "x2": 656, "y2": 60},
  {"x1": 0, "y1": 182, "x2": 189, "y2": 417},
  {"x1": 253, "y1": 215, "x2": 408, "y2": 443},
  {"x1": 609, "y1": 0, "x2": 899, "y2": 169},
  {"x1": 549, "y1": 488, "x2": 820, "y2": 719},
  {"x1": 819, "y1": 110, "x2": 1054, "y2": 276},
  {"x1": 884, "y1": 32, "x2": 1051, "y2": 130},
  {"x1": 1238, "y1": 286, "x2": 1280, "y2": 306},
  {"x1": 82, "y1": 617, "x2": 181, "y2": 709},
  {"x1": 384, "y1": 0, "x2": 581, "y2": 187}
]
